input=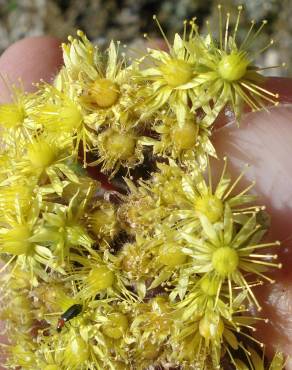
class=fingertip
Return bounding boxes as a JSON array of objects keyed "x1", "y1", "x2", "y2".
[{"x1": 0, "y1": 36, "x2": 63, "y2": 103}]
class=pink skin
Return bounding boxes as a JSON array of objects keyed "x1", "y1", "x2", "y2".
[
  {"x1": 1, "y1": 36, "x2": 292, "y2": 367},
  {"x1": 0, "y1": 36, "x2": 63, "y2": 103}
]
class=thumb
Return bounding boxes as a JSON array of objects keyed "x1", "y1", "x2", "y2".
[
  {"x1": 0, "y1": 36, "x2": 63, "y2": 103},
  {"x1": 213, "y1": 80, "x2": 292, "y2": 367}
]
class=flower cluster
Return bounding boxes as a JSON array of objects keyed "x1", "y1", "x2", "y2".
[{"x1": 0, "y1": 5, "x2": 285, "y2": 370}]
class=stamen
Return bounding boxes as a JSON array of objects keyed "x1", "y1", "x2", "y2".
[
  {"x1": 218, "y1": 4, "x2": 223, "y2": 50},
  {"x1": 224, "y1": 12, "x2": 231, "y2": 51},
  {"x1": 183, "y1": 20, "x2": 187, "y2": 41},
  {"x1": 244, "y1": 81, "x2": 279, "y2": 98},
  {"x1": 233, "y1": 5, "x2": 243, "y2": 42},
  {"x1": 235, "y1": 180, "x2": 256, "y2": 198},
  {"x1": 240, "y1": 331, "x2": 264, "y2": 347},
  {"x1": 250, "y1": 20, "x2": 268, "y2": 45},
  {"x1": 240, "y1": 20, "x2": 256, "y2": 50},
  {"x1": 223, "y1": 164, "x2": 249, "y2": 200},
  {"x1": 240, "y1": 82, "x2": 279, "y2": 105},
  {"x1": 228, "y1": 277, "x2": 233, "y2": 311},
  {"x1": 244, "y1": 263, "x2": 276, "y2": 284},
  {"x1": 254, "y1": 39, "x2": 274, "y2": 56},
  {"x1": 233, "y1": 84, "x2": 261, "y2": 110},
  {"x1": 240, "y1": 274, "x2": 262, "y2": 311},
  {"x1": 241, "y1": 258, "x2": 281, "y2": 268},
  {"x1": 207, "y1": 156, "x2": 212, "y2": 192},
  {"x1": 0, "y1": 255, "x2": 16, "y2": 274},
  {"x1": 153, "y1": 15, "x2": 171, "y2": 51}
]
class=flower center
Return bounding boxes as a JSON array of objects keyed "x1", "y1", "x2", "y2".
[
  {"x1": 200, "y1": 276, "x2": 219, "y2": 296},
  {"x1": 3, "y1": 225, "x2": 32, "y2": 255},
  {"x1": 86, "y1": 265, "x2": 114, "y2": 293},
  {"x1": 158, "y1": 243, "x2": 187, "y2": 266},
  {"x1": 195, "y1": 195, "x2": 223, "y2": 223},
  {"x1": 89, "y1": 207, "x2": 117, "y2": 239},
  {"x1": 160, "y1": 59, "x2": 193, "y2": 87},
  {"x1": 172, "y1": 120, "x2": 198, "y2": 150},
  {"x1": 212, "y1": 246, "x2": 239, "y2": 277},
  {"x1": 102, "y1": 312, "x2": 128, "y2": 339},
  {"x1": 59, "y1": 104, "x2": 83, "y2": 130},
  {"x1": 27, "y1": 140, "x2": 57, "y2": 170},
  {"x1": 0, "y1": 103, "x2": 25, "y2": 128},
  {"x1": 102, "y1": 129, "x2": 136, "y2": 160},
  {"x1": 218, "y1": 53, "x2": 249, "y2": 82},
  {"x1": 199, "y1": 312, "x2": 224, "y2": 340},
  {"x1": 64, "y1": 336, "x2": 89, "y2": 367},
  {"x1": 90, "y1": 78, "x2": 120, "y2": 108}
]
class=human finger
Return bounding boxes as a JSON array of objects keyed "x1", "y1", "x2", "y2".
[
  {"x1": 213, "y1": 88, "x2": 292, "y2": 368},
  {"x1": 0, "y1": 36, "x2": 63, "y2": 103}
]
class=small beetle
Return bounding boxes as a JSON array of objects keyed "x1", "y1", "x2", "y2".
[{"x1": 57, "y1": 304, "x2": 83, "y2": 332}]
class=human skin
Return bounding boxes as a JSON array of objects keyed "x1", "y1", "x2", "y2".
[{"x1": 0, "y1": 36, "x2": 292, "y2": 369}]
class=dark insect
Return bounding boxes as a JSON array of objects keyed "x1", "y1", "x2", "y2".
[{"x1": 56, "y1": 304, "x2": 83, "y2": 332}]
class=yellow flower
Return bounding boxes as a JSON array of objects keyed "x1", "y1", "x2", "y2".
[
  {"x1": 0, "y1": 88, "x2": 40, "y2": 149},
  {"x1": 0, "y1": 9, "x2": 285, "y2": 370},
  {"x1": 60, "y1": 31, "x2": 140, "y2": 131},
  {"x1": 182, "y1": 204, "x2": 281, "y2": 311},
  {"x1": 141, "y1": 110, "x2": 216, "y2": 167},
  {"x1": 129, "y1": 298, "x2": 173, "y2": 367},
  {"x1": 90, "y1": 126, "x2": 143, "y2": 176},
  {"x1": 0, "y1": 195, "x2": 60, "y2": 278},
  {"x1": 137, "y1": 19, "x2": 200, "y2": 125},
  {"x1": 16, "y1": 134, "x2": 79, "y2": 195},
  {"x1": 188, "y1": 5, "x2": 279, "y2": 121},
  {"x1": 60, "y1": 30, "x2": 100, "y2": 86},
  {"x1": 70, "y1": 248, "x2": 132, "y2": 303},
  {"x1": 33, "y1": 87, "x2": 98, "y2": 163},
  {"x1": 122, "y1": 159, "x2": 259, "y2": 239},
  {"x1": 0, "y1": 182, "x2": 33, "y2": 223},
  {"x1": 86, "y1": 200, "x2": 120, "y2": 247},
  {"x1": 235, "y1": 349, "x2": 285, "y2": 370},
  {"x1": 171, "y1": 300, "x2": 264, "y2": 369},
  {"x1": 31, "y1": 190, "x2": 93, "y2": 267}
]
